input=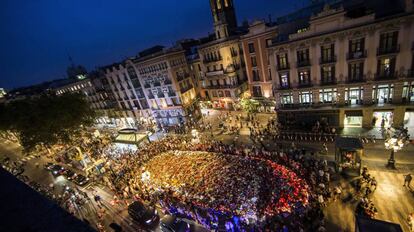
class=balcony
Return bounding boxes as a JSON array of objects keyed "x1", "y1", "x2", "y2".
[
  {"x1": 153, "y1": 82, "x2": 161, "y2": 87},
  {"x1": 144, "y1": 83, "x2": 151, "y2": 88},
  {"x1": 278, "y1": 85, "x2": 291, "y2": 90},
  {"x1": 377, "y1": 45, "x2": 400, "y2": 56},
  {"x1": 346, "y1": 75, "x2": 366, "y2": 83},
  {"x1": 164, "y1": 79, "x2": 172, "y2": 85},
  {"x1": 205, "y1": 69, "x2": 224, "y2": 77},
  {"x1": 204, "y1": 83, "x2": 243, "y2": 90},
  {"x1": 297, "y1": 82, "x2": 313, "y2": 88},
  {"x1": 320, "y1": 78, "x2": 336, "y2": 86},
  {"x1": 203, "y1": 57, "x2": 222, "y2": 64},
  {"x1": 157, "y1": 93, "x2": 165, "y2": 98},
  {"x1": 277, "y1": 63, "x2": 290, "y2": 71},
  {"x1": 147, "y1": 94, "x2": 155, "y2": 99},
  {"x1": 346, "y1": 50, "x2": 367, "y2": 60},
  {"x1": 375, "y1": 72, "x2": 398, "y2": 80},
  {"x1": 319, "y1": 55, "x2": 337, "y2": 64},
  {"x1": 297, "y1": 60, "x2": 311, "y2": 68}
]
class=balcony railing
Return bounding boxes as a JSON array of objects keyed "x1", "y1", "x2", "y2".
[
  {"x1": 278, "y1": 85, "x2": 291, "y2": 90},
  {"x1": 319, "y1": 55, "x2": 337, "y2": 64},
  {"x1": 203, "y1": 57, "x2": 222, "y2": 64},
  {"x1": 277, "y1": 63, "x2": 290, "y2": 71},
  {"x1": 375, "y1": 72, "x2": 398, "y2": 80},
  {"x1": 297, "y1": 59, "x2": 311, "y2": 68},
  {"x1": 346, "y1": 75, "x2": 366, "y2": 83},
  {"x1": 204, "y1": 83, "x2": 243, "y2": 90},
  {"x1": 205, "y1": 69, "x2": 224, "y2": 77},
  {"x1": 346, "y1": 50, "x2": 367, "y2": 60},
  {"x1": 377, "y1": 45, "x2": 400, "y2": 56},
  {"x1": 320, "y1": 78, "x2": 336, "y2": 86},
  {"x1": 297, "y1": 82, "x2": 313, "y2": 88}
]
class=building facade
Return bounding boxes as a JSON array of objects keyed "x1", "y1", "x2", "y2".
[
  {"x1": 241, "y1": 20, "x2": 277, "y2": 111},
  {"x1": 269, "y1": 2, "x2": 414, "y2": 129},
  {"x1": 198, "y1": 0, "x2": 248, "y2": 110},
  {"x1": 132, "y1": 46, "x2": 199, "y2": 127}
]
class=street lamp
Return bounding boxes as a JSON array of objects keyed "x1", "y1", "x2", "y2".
[{"x1": 384, "y1": 135, "x2": 404, "y2": 169}]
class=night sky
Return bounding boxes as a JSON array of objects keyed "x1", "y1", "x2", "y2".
[{"x1": 0, "y1": 0, "x2": 306, "y2": 90}]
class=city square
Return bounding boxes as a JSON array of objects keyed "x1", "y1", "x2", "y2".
[{"x1": 1, "y1": 0, "x2": 414, "y2": 232}]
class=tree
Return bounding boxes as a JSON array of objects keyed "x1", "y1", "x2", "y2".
[
  {"x1": 239, "y1": 98, "x2": 259, "y2": 113},
  {"x1": 0, "y1": 93, "x2": 96, "y2": 152}
]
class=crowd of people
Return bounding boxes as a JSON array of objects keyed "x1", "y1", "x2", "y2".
[{"x1": 99, "y1": 135, "x2": 333, "y2": 231}]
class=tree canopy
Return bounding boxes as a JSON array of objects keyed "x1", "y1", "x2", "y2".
[{"x1": 0, "y1": 93, "x2": 96, "y2": 152}]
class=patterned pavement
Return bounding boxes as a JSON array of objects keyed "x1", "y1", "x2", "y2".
[{"x1": 324, "y1": 161, "x2": 414, "y2": 232}]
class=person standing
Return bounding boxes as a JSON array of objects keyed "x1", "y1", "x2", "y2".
[{"x1": 404, "y1": 174, "x2": 412, "y2": 188}]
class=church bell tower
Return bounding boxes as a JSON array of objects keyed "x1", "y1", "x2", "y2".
[{"x1": 210, "y1": 0, "x2": 238, "y2": 39}]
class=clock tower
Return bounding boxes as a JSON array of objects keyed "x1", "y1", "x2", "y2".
[{"x1": 209, "y1": 0, "x2": 238, "y2": 39}]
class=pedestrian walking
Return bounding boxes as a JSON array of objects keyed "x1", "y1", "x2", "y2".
[
  {"x1": 371, "y1": 177, "x2": 377, "y2": 191},
  {"x1": 404, "y1": 173, "x2": 412, "y2": 188},
  {"x1": 407, "y1": 212, "x2": 414, "y2": 232}
]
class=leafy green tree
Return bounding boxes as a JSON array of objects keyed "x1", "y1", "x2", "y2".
[
  {"x1": 240, "y1": 98, "x2": 259, "y2": 113},
  {"x1": 0, "y1": 93, "x2": 96, "y2": 152}
]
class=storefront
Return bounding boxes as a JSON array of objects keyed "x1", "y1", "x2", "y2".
[
  {"x1": 344, "y1": 110, "x2": 363, "y2": 128},
  {"x1": 372, "y1": 111, "x2": 393, "y2": 127},
  {"x1": 335, "y1": 137, "x2": 364, "y2": 176}
]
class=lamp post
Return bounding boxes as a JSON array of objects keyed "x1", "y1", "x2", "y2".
[{"x1": 384, "y1": 135, "x2": 404, "y2": 169}]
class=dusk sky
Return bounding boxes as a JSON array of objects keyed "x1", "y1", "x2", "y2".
[{"x1": 0, "y1": 0, "x2": 307, "y2": 90}]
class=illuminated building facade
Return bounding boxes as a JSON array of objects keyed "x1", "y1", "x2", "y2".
[{"x1": 268, "y1": 1, "x2": 414, "y2": 129}]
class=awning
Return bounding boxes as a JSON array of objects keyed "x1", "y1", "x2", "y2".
[{"x1": 345, "y1": 110, "x2": 363, "y2": 117}]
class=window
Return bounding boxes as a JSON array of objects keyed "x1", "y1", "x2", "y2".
[
  {"x1": 372, "y1": 84, "x2": 393, "y2": 104},
  {"x1": 319, "y1": 88, "x2": 337, "y2": 103},
  {"x1": 379, "y1": 31, "x2": 398, "y2": 51},
  {"x1": 248, "y1": 43, "x2": 255, "y2": 53},
  {"x1": 225, "y1": 90, "x2": 231, "y2": 97},
  {"x1": 377, "y1": 57, "x2": 395, "y2": 78},
  {"x1": 321, "y1": 44, "x2": 335, "y2": 62},
  {"x1": 212, "y1": 91, "x2": 218, "y2": 97},
  {"x1": 298, "y1": 70, "x2": 311, "y2": 85},
  {"x1": 277, "y1": 53, "x2": 288, "y2": 69},
  {"x1": 321, "y1": 66, "x2": 335, "y2": 83},
  {"x1": 345, "y1": 87, "x2": 363, "y2": 105},
  {"x1": 297, "y1": 49, "x2": 310, "y2": 64},
  {"x1": 299, "y1": 91, "x2": 312, "y2": 104},
  {"x1": 266, "y1": 39, "x2": 272, "y2": 47},
  {"x1": 218, "y1": 91, "x2": 224, "y2": 97},
  {"x1": 279, "y1": 73, "x2": 289, "y2": 88},
  {"x1": 281, "y1": 93, "x2": 293, "y2": 105},
  {"x1": 402, "y1": 81, "x2": 414, "y2": 102},
  {"x1": 349, "y1": 38, "x2": 364, "y2": 53},
  {"x1": 268, "y1": 69, "x2": 272, "y2": 81},
  {"x1": 252, "y1": 86, "x2": 262, "y2": 97},
  {"x1": 251, "y1": 56, "x2": 257, "y2": 67},
  {"x1": 349, "y1": 62, "x2": 364, "y2": 81},
  {"x1": 252, "y1": 69, "x2": 260, "y2": 81}
]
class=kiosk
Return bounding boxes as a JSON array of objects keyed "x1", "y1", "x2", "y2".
[{"x1": 335, "y1": 137, "x2": 364, "y2": 176}]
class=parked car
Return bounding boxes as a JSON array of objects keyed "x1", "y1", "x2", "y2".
[
  {"x1": 50, "y1": 164, "x2": 65, "y2": 176},
  {"x1": 160, "y1": 215, "x2": 190, "y2": 232},
  {"x1": 63, "y1": 169, "x2": 76, "y2": 180},
  {"x1": 73, "y1": 174, "x2": 89, "y2": 186},
  {"x1": 128, "y1": 201, "x2": 158, "y2": 226}
]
